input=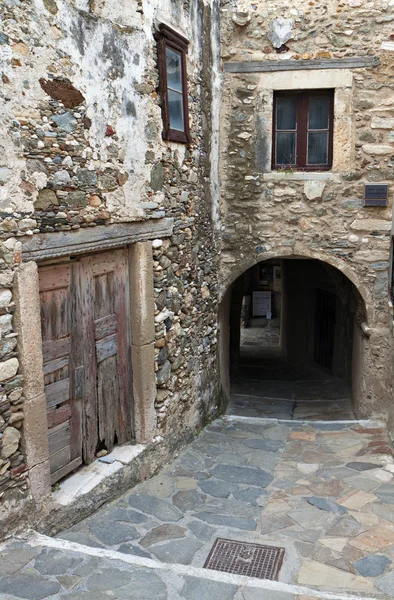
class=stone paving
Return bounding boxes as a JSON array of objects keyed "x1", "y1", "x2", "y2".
[
  {"x1": 1, "y1": 417, "x2": 394, "y2": 599},
  {"x1": 230, "y1": 349, "x2": 354, "y2": 420},
  {"x1": 241, "y1": 323, "x2": 281, "y2": 348}
]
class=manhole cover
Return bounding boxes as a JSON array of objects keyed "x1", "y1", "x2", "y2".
[{"x1": 204, "y1": 538, "x2": 285, "y2": 580}]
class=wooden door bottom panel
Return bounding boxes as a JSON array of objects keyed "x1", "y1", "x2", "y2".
[
  {"x1": 50, "y1": 457, "x2": 82, "y2": 486},
  {"x1": 48, "y1": 421, "x2": 70, "y2": 455},
  {"x1": 45, "y1": 378, "x2": 70, "y2": 408}
]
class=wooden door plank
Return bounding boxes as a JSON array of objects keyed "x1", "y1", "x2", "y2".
[
  {"x1": 42, "y1": 338, "x2": 71, "y2": 363},
  {"x1": 47, "y1": 404, "x2": 71, "y2": 429},
  {"x1": 94, "y1": 314, "x2": 117, "y2": 340},
  {"x1": 49, "y1": 445, "x2": 71, "y2": 474},
  {"x1": 78, "y1": 256, "x2": 98, "y2": 464},
  {"x1": 50, "y1": 456, "x2": 82, "y2": 485},
  {"x1": 90, "y1": 253, "x2": 117, "y2": 277},
  {"x1": 96, "y1": 334, "x2": 118, "y2": 363},
  {"x1": 113, "y1": 249, "x2": 132, "y2": 444},
  {"x1": 43, "y1": 357, "x2": 69, "y2": 376},
  {"x1": 45, "y1": 378, "x2": 70, "y2": 408},
  {"x1": 39, "y1": 265, "x2": 70, "y2": 291},
  {"x1": 48, "y1": 421, "x2": 70, "y2": 455},
  {"x1": 97, "y1": 355, "x2": 117, "y2": 453},
  {"x1": 68, "y1": 262, "x2": 84, "y2": 463}
]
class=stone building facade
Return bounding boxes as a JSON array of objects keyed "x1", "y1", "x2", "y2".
[
  {"x1": 2, "y1": 0, "x2": 394, "y2": 540},
  {"x1": 218, "y1": 0, "x2": 394, "y2": 433},
  {"x1": 0, "y1": 0, "x2": 220, "y2": 537}
]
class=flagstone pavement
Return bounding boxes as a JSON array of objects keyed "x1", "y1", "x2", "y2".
[{"x1": 1, "y1": 416, "x2": 394, "y2": 599}]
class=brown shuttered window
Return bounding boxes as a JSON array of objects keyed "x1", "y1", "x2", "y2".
[
  {"x1": 156, "y1": 25, "x2": 191, "y2": 144},
  {"x1": 272, "y1": 90, "x2": 334, "y2": 171}
]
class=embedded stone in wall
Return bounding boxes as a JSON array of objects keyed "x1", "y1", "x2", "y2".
[
  {"x1": 43, "y1": 0, "x2": 58, "y2": 14},
  {"x1": 350, "y1": 219, "x2": 391, "y2": 232},
  {"x1": 0, "y1": 168, "x2": 12, "y2": 186},
  {"x1": 0, "y1": 358, "x2": 19, "y2": 381},
  {"x1": 371, "y1": 118, "x2": 394, "y2": 130},
  {"x1": 362, "y1": 144, "x2": 394, "y2": 155},
  {"x1": 51, "y1": 112, "x2": 78, "y2": 134},
  {"x1": 34, "y1": 189, "x2": 58, "y2": 210},
  {"x1": 232, "y1": 11, "x2": 251, "y2": 27},
  {"x1": 0, "y1": 290, "x2": 12, "y2": 309},
  {"x1": 39, "y1": 78, "x2": 85, "y2": 109},
  {"x1": 304, "y1": 181, "x2": 326, "y2": 200},
  {"x1": 268, "y1": 18, "x2": 294, "y2": 49},
  {"x1": 1, "y1": 427, "x2": 20, "y2": 459},
  {"x1": 0, "y1": 315, "x2": 13, "y2": 336}
]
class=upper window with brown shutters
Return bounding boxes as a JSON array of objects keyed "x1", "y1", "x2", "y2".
[
  {"x1": 156, "y1": 25, "x2": 191, "y2": 144},
  {"x1": 272, "y1": 90, "x2": 334, "y2": 171}
]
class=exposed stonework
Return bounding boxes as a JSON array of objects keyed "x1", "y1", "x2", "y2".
[
  {"x1": 0, "y1": 0, "x2": 220, "y2": 537},
  {"x1": 218, "y1": 0, "x2": 394, "y2": 424}
]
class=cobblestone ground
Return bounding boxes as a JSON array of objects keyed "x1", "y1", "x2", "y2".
[
  {"x1": 230, "y1": 348, "x2": 354, "y2": 420},
  {"x1": 1, "y1": 417, "x2": 394, "y2": 599}
]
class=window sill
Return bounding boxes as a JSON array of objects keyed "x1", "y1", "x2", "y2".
[{"x1": 263, "y1": 172, "x2": 341, "y2": 182}]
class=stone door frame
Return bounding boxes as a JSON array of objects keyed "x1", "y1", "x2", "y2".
[{"x1": 13, "y1": 220, "x2": 171, "y2": 503}]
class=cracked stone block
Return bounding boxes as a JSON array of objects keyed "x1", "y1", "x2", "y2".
[
  {"x1": 0, "y1": 547, "x2": 39, "y2": 575},
  {"x1": 104, "y1": 508, "x2": 149, "y2": 524},
  {"x1": 34, "y1": 549, "x2": 81, "y2": 575},
  {"x1": 117, "y1": 544, "x2": 152, "y2": 558},
  {"x1": 88, "y1": 521, "x2": 139, "y2": 546},
  {"x1": 128, "y1": 494, "x2": 183, "y2": 521},
  {"x1": 198, "y1": 478, "x2": 238, "y2": 498},
  {"x1": 187, "y1": 520, "x2": 215, "y2": 542},
  {"x1": 353, "y1": 554, "x2": 392, "y2": 577},
  {"x1": 346, "y1": 462, "x2": 383, "y2": 471},
  {"x1": 0, "y1": 574, "x2": 61, "y2": 600},
  {"x1": 148, "y1": 538, "x2": 203, "y2": 564},
  {"x1": 181, "y1": 576, "x2": 237, "y2": 600},
  {"x1": 140, "y1": 524, "x2": 186, "y2": 548},
  {"x1": 193, "y1": 512, "x2": 256, "y2": 531},
  {"x1": 306, "y1": 497, "x2": 346, "y2": 515},
  {"x1": 172, "y1": 490, "x2": 207, "y2": 511},
  {"x1": 211, "y1": 465, "x2": 273, "y2": 487}
]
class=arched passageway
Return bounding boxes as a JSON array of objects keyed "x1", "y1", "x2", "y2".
[{"x1": 219, "y1": 257, "x2": 368, "y2": 421}]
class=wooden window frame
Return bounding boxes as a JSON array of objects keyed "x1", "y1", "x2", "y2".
[
  {"x1": 156, "y1": 24, "x2": 191, "y2": 144},
  {"x1": 272, "y1": 90, "x2": 334, "y2": 171}
]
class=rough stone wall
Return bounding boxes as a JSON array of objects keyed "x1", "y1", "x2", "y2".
[
  {"x1": 219, "y1": 0, "x2": 394, "y2": 421},
  {"x1": 0, "y1": 0, "x2": 220, "y2": 529},
  {"x1": 0, "y1": 240, "x2": 29, "y2": 522}
]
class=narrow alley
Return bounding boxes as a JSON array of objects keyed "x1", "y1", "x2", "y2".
[{"x1": 1, "y1": 414, "x2": 393, "y2": 599}]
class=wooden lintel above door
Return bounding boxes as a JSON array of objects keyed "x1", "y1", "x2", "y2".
[{"x1": 20, "y1": 219, "x2": 174, "y2": 262}]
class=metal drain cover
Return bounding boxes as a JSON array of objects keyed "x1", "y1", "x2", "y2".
[{"x1": 204, "y1": 538, "x2": 285, "y2": 580}]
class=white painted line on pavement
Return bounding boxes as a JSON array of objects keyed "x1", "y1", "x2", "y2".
[{"x1": 26, "y1": 532, "x2": 379, "y2": 600}]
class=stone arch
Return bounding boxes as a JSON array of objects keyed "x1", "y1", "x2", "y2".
[
  {"x1": 220, "y1": 245, "x2": 372, "y2": 325},
  {"x1": 218, "y1": 246, "x2": 375, "y2": 419}
]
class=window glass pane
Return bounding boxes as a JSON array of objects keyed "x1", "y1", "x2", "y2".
[
  {"x1": 168, "y1": 89, "x2": 184, "y2": 131},
  {"x1": 308, "y1": 96, "x2": 329, "y2": 130},
  {"x1": 166, "y1": 47, "x2": 182, "y2": 93},
  {"x1": 276, "y1": 96, "x2": 297, "y2": 130},
  {"x1": 276, "y1": 132, "x2": 296, "y2": 165},
  {"x1": 308, "y1": 131, "x2": 328, "y2": 165}
]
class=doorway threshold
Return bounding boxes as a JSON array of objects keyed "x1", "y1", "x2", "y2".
[
  {"x1": 225, "y1": 414, "x2": 385, "y2": 428},
  {"x1": 52, "y1": 444, "x2": 146, "y2": 506}
]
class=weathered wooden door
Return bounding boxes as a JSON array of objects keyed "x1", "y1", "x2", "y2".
[
  {"x1": 39, "y1": 263, "x2": 83, "y2": 484},
  {"x1": 39, "y1": 249, "x2": 132, "y2": 484}
]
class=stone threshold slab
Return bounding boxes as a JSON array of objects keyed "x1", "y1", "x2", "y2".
[
  {"x1": 52, "y1": 444, "x2": 146, "y2": 506},
  {"x1": 224, "y1": 415, "x2": 386, "y2": 427},
  {"x1": 25, "y1": 532, "x2": 380, "y2": 600}
]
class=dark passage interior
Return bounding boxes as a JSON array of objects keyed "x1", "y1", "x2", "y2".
[{"x1": 226, "y1": 258, "x2": 365, "y2": 420}]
